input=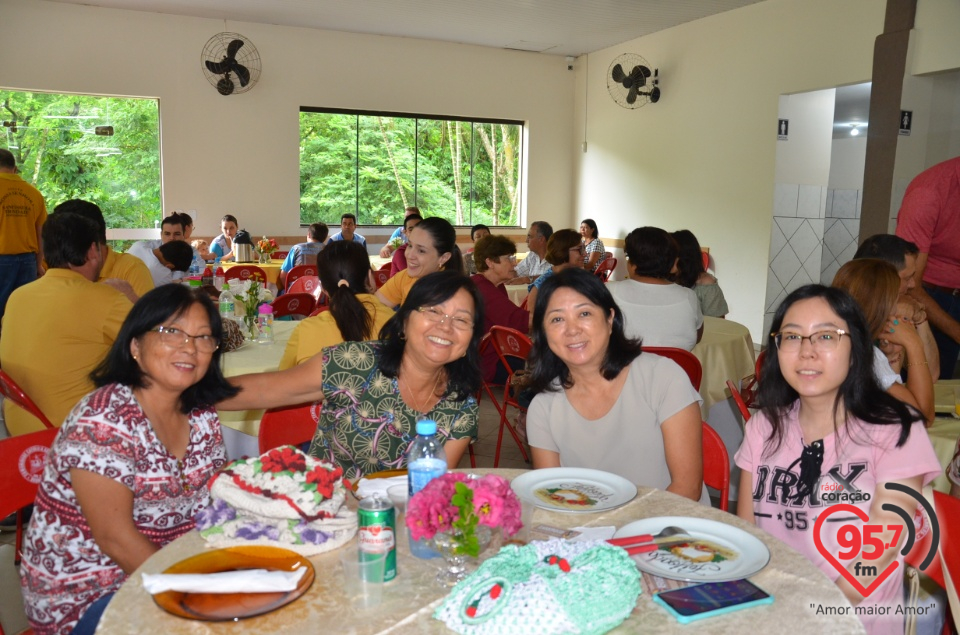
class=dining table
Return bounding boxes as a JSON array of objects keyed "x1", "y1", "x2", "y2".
[
  {"x1": 222, "y1": 260, "x2": 283, "y2": 287},
  {"x1": 96, "y1": 468, "x2": 864, "y2": 634},
  {"x1": 218, "y1": 320, "x2": 299, "y2": 459}
]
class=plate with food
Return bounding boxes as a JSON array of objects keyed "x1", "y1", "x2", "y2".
[
  {"x1": 612, "y1": 516, "x2": 770, "y2": 582},
  {"x1": 510, "y1": 467, "x2": 637, "y2": 513},
  {"x1": 151, "y1": 546, "x2": 315, "y2": 621}
]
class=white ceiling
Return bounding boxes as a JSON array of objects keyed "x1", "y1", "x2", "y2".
[{"x1": 48, "y1": 0, "x2": 766, "y2": 57}]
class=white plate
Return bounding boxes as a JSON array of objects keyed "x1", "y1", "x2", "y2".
[
  {"x1": 510, "y1": 468, "x2": 637, "y2": 513},
  {"x1": 613, "y1": 516, "x2": 770, "y2": 582}
]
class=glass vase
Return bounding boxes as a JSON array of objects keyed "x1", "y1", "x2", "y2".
[
  {"x1": 430, "y1": 525, "x2": 493, "y2": 587},
  {"x1": 258, "y1": 252, "x2": 270, "y2": 264}
]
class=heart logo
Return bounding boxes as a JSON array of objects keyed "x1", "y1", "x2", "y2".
[
  {"x1": 368, "y1": 526, "x2": 381, "y2": 536},
  {"x1": 813, "y1": 503, "x2": 899, "y2": 597}
]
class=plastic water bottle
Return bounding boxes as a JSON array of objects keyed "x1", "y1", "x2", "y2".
[
  {"x1": 214, "y1": 265, "x2": 225, "y2": 291},
  {"x1": 218, "y1": 283, "x2": 236, "y2": 322},
  {"x1": 201, "y1": 265, "x2": 213, "y2": 287},
  {"x1": 256, "y1": 304, "x2": 274, "y2": 344},
  {"x1": 406, "y1": 419, "x2": 447, "y2": 558}
]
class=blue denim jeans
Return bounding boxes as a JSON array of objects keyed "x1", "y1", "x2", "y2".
[
  {"x1": 924, "y1": 285, "x2": 960, "y2": 379},
  {"x1": 69, "y1": 592, "x2": 114, "y2": 635},
  {"x1": 0, "y1": 252, "x2": 38, "y2": 322}
]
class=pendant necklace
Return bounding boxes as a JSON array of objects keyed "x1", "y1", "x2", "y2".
[{"x1": 399, "y1": 372, "x2": 443, "y2": 420}]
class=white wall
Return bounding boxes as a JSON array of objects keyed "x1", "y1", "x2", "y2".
[
  {"x1": 573, "y1": 0, "x2": 887, "y2": 339},
  {"x1": 0, "y1": 0, "x2": 575, "y2": 243}
]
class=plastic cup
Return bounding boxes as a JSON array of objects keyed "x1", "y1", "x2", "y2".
[
  {"x1": 386, "y1": 484, "x2": 408, "y2": 541},
  {"x1": 339, "y1": 544, "x2": 385, "y2": 609}
]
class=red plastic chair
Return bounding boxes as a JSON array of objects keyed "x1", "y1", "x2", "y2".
[
  {"x1": 0, "y1": 369, "x2": 55, "y2": 429},
  {"x1": 374, "y1": 269, "x2": 391, "y2": 288},
  {"x1": 285, "y1": 265, "x2": 318, "y2": 292},
  {"x1": 701, "y1": 421, "x2": 730, "y2": 511},
  {"x1": 271, "y1": 293, "x2": 316, "y2": 319},
  {"x1": 223, "y1": 265, "x2": 267, "y2": 284},
  {"x1": 258, "y1": 401, "x2": 322, "y2": 454},
  {"x1": 308, "y1": 305, "x2": 330, "y2": 317},
  {"x1": 378, "y1": 262, "x2": 392, "y2": 272},
  {"x1": 642, "y1": 346, "x2": 703, "y2": 391},
  {"x1": 594, "y1": 257, "x2": 617, "y2": 283},
  {"x1": 903, "y1": 489, "x2": 960, "y2": 633},
  {"x1": 272, "y1": 250, "x2": 289, "y2": 260},
  {"x1": 287, "y1": 275, "x2": 322, "y2": 301},
  {"x1": 481, "y1": 326, "x2": 532, "y2": 467},
  {"x1": 0, "y1": 426, "x2": 58, "y2": 568},
  {"x1": 726, "y1": 380, "x2": 753, "y2": 423},
  {"x1": 701, "y1": 250, "x2": 710, "y2": 271}
]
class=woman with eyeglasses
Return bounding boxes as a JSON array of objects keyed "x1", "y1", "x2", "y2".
[
  {"x1": 222, "y1": 271, "x2": 483, "y2": 480},
  {"x1": 831, "y1": 258, "x2": 934, "y2": 424},
  {"x1": 20, "y1": 285, "x2": 238, "y2": 635},
  {"x1": 525, "y1": 268, "x2": 708, "y2": 504},
  {"x1": 525, "y1": 229, "x2": 585, "y2": 329},
  {"x1": 736, "y1": 285, "x2": 939, "y2": 633},
  {"x1": 469, "y1": 234, "x2": 530, "y2": 382}
]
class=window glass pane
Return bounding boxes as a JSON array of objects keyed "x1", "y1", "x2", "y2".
[
  {"x1": 300, "y1": 111, "x2": 357, "y2": 224},
  {"x1": 1, "y1": 89, "x2": 160, "y2": 229},
  {"x1": 415, "y1": 119, "x2": 457, "y2": 223},
  {"x1": 357, "y1": 115, "x2": 414, "y2": 225}
]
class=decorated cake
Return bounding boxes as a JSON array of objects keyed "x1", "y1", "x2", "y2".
[
  {"x1": 434, "y1": 538, "x2": 641, "y2": 634},
  {"x1": 195, "y1": 446, "x2": 357, "y2": 555}
]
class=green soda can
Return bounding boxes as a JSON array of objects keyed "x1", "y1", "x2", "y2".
[{"x1": 357, "y1": 494, "x2": 397, "y2": 581}]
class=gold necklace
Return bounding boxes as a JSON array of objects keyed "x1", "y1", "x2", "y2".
[{"x1": 399, "y1": 372, "x2": 443, "y2": 414}]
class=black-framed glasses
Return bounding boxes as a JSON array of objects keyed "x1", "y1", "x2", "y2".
[
  {"x1": 151, "y1": 326, "x2": 219, "y2": 353},
  {"x1": 416, "y1": 306, "x2": 474, "y2": 331},
  {"x1": 772, "y1": 329, "x2": 847, "y2": 352}
]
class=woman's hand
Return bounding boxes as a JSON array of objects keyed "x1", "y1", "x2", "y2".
[
  {"x1": 72, "y1": 468, "x2": 158, "y2": 574},
  {"x1": 442, "y1": 437, "x2": 472, "y2": 469},
  {"x1": 883, "y1": 316, "x2": 935, "y2": 422},
  {"x1": 661, "y1": 402, "x2": 705, "y2": 502}
]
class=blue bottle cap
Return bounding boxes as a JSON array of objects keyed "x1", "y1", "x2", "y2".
[{"x1": 415, "y1": 419, "x2": 437, "y2": 435}]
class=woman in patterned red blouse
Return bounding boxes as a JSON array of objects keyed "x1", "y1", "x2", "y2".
[{"x1": 19, "y1": 285, "x2": 239, "y2": 635}]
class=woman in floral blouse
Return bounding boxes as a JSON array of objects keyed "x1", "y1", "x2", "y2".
[{"x1": 20, "y1": 285, "x2": 238, "y2": 635}]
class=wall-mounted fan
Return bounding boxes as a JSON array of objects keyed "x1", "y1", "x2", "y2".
[
  {"x1": 607, "y1": 53, "x2": 660, "y2": 109},
  {"x1": 201, "y1": 33, "x2": 261, "y2": 96}
]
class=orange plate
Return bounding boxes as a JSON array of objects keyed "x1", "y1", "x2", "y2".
[{"x1": 151, "y1": 546, "x2": 315, "y2": 621}]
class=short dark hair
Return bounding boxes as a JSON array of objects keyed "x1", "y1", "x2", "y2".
[
  {"x1": 470, "y1": 224, "x2": 491, "y2": 240},
  {"x1": 853, "y1": 234, "x2": 919, "y2": 270},
  {"x1": 759, "y1": 284, "x2": 920, "y2": 454},
  {"x1": 526, "y1": 268, "x2": 642, "y2": 395},
  {"x1": 473, "y1": 235, "x2": 516, "y2": 273},
  {"x1": 91, "y1": 285, "x2": 238, "y2": 412},
  {"x1": 308, "y1": 222, "x2": 329, "y2": 242},
  {"x1": 403, "y1": 214, "x2": 423, "y2": 231},
  {"x1": 378, "y1": 270, "x2": 484, "y2": 400},
  {"x1": 580, "y1": 218, "x2": 598, "y2": 240},
  {"x1": 42, "y1": 212, "x2": 100, "y2": 268},
  {"x1": 318, "y1": 241, "x2": 375, "y2": 342},
  {"x1": 158, "y1": 240, "x2": 194, "y2": 272},
  {"x1": 624, "y1": 226, "x2": 677, "y2": 279},
  {"x1": 411, "y1": 217, "x2": 464, "y2": 275},
  {"x1": 544, "y1": 229, "x2": 582, "y2": 266},
  {"x1": 161, "y1": 214, "x2": 184, "y2": 233},
  {"x1": 0, "y1": 148, "x2": 15, "y2": 169},
  {"x1": 341, "y1": 213, "x2": 357, "y2": 223},
  {"x1": 221, "y1": 214, "x2": 238, "y2": 225},
  {"x1": 175, "y1": 211, "x2": 193, "y2": 229},
  {"x1": 53, "y1": 199, "x2": 106, "y2": 243},
  {"x1": 671, "y1": 229, "x2": 705, "y2": 288},
  {"x1": 531, "y1": 221, "x2": 553, "y2": 242}
]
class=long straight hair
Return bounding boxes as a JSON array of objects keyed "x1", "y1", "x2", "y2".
[{"x1": 317, "y1": 241, "x2": 375, "y2": 342}]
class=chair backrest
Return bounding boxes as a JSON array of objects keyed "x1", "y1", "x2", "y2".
[
  {"x1": 594, "y1": 257, "x2": 617, "y2": 283},
  {"x1": 0, "y1": 427, "x2": 58, "y2": 520},
  {"x1": 701, "y1": 421, "x2": 730, "y2": 511},
  {"x1": 308, "y1": 305, "x2": 330, "y2": 317},
  {"x1": 287, "y1": 275, "x2": 321, "y2": 300},
  {"x1": 374, "y1": 269, "x2": 391, "y2": 288},
  {"x1": 272, "y1": 250, "x2": 289, "y2": 260},
  {"x1": 755, "y1": 349, "x2": 766, "y2": 381},
  {"x1": 223, "y1": 265, "x2": 267, "y2": 284},
  {"x1": 0, "y1": 369, "x2": 55, "y2": 429},
  {"x1": 378, "y1": 261, "x2": 392, "y2": 272},
  {"x1": 642, "y1": 347, "x2": 703, "y2": 391},
  {"x1": 285, "y1": 265, "x2": 319, "y2": 291},
  {"x1": 488, "y1": 326, "x2": 532, "y2": 368},
  {"x1": 258, "y1": 401, "x2": 322, "y2": 454},
  {"x1": 726, "y1": 379, "x2": 752, "y2": 423},
  {"x1": 701, "y1": 250, "x2": 710, "y2": 271},
  {"x1": 934, "y1": 490, "x2": 960, "y2": 618},
  {"x1": 271, "y1": 293, "x2": 316, "y2": 319}
]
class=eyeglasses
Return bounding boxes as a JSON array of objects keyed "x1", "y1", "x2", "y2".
[
  {"x1": 569, "y1": 246, "x2": 585, "y2": 255},
  {"x1": 772, "y1": 329, "x2": 847, "y2": 352},
  {"x1": 151, "y1": 326, "x2": 219, "y2": 353},
  {"x1": 502, "y1": 254, "x2": 518, "y2": 263},
  {"x1": 416, "y1": 306, "x2": 474, "y2": 331}
]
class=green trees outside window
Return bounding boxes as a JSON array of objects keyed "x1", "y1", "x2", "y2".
[
  {"x1": 300, "y1": 109, "x2": 522, "y2": 229},
  {"x1": 1, "y1": 89, "x2": 162, "y2": 231}
]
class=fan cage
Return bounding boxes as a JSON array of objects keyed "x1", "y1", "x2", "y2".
[
  {"x1": 200, "y1": 32, "x2": 261, "y2": 96},
  {"x1": 606, "y1": 53, "x2": 658, "y2": 110}
]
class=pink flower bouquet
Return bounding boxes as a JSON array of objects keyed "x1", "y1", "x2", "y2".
[{"x1": 406, "y1": 473, "x2": 523, "y2": 556}]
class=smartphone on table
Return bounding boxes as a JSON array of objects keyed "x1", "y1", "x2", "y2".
[{"x1": 652, "y1": 579, "x2": 773, "y2": 624}]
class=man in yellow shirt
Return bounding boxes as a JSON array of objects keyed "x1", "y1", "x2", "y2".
[
  {"x1": 0, "y1": 212, "x2": 132, "y2": 435},
  {"x1": 0, "y1": 148, "x2": 47, "y2": 329},
  {"x1": 53, "y1": 199, "x2": 155, "y2": 301}
]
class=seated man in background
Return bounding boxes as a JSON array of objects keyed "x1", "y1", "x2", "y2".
[
  {"x1": 0, "y1": 212, "x2": 132, "y2": 435},
  {"x1": 507, "y1": 220, "x2": 553, "y2": 287},
  {"x1": 462, "y1": 223, "x2": 491, "y2": 276},
  {"x1": 329, "y1": 213, "x2": 366, "y2": 248},
  {"x1": 53, "y1": 199, "x2": 154, "y2": 302},
  {"x1": 379, "y1": 206, "x2": 420, "y2": 258},
  {"x1": 854, "y1": 233, "x2": 941, "y2": 381},
  {"x1": 127, "y1": 239, "x2": 193, "y2": 287},
  {"x1": 278, "y1": 222, "x2": 328, "y2": 289}
]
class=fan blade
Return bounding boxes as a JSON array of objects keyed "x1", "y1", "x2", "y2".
[
  {"x1": 611, "y1": 63, "x2": 626, "y2": 83},
  {"x1": 628, "y1": 67, "x2": 647, "y2": 88},
  {"x1": 226, "y1": 39, "x2": 245, "y2": 60},
  {"x1": 626, "y1": 85, "x2": 639, "y2": 104},
  {"x1": 233, "y1": 62, "x2": 251, "y2": 87},
  {"x1": 205, "y1": 59, "x2": 232, "y2": 75},
  {"x1": 637, "y1": 65, "x2": 652, "y2": 78}
]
